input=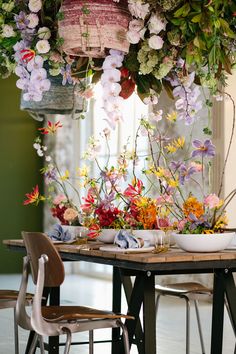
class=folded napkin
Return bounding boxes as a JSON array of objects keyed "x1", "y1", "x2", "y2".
[
  {"x1": 47, "y1": 224, "x2": 71, "y2": 242},
  {"x1": 114, "y1": 230, "x2": 150, "y2": 249}
]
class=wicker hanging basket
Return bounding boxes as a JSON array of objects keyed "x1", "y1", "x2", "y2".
[
  {"x1": 58, "y1": 0, "x2": 131, "y2": 58},
  {"x1": 20, "y1": 75, "x2": 89, "y2": 121}
]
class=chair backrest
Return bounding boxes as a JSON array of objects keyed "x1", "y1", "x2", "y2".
[{"x1": 22, "y1": 231, "x2": 65, "y2": 287}]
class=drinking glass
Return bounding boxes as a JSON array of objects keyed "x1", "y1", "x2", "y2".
[
  {"x1": 75, "y1": 227, "x2": 88, "y2": 245},
  {"x1": 154, "y1": 230, "x2": 170, "y2": 253}
]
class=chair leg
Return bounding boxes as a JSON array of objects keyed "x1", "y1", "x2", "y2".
[
  {"x1": 39, "y1": 335, "x2": 45, "y2": 354},
  {"x1": 117, "y1": 320, "x2": 130, "y2": 354},
  {"x1": 13, "y1": 308, "x2": 19, "y2": 354},
  {"x1": 28, "y1": 333, "x2": 40, "y2": 354},
  {"x1": 89, "y1": 330, "x2": 94, "y2": 354},
  {"x1": 194, "y1": 300, "x2": 206, "y2": 354},
  {"x1": 155, "y1": 294, "x2": 161, "y2": 317},
  {"x1": 181, "y1": 295, "x2": 190, "y2": 354},
  {"x1": 62, "y1": 327, "x2": 72, "y2": 354}
]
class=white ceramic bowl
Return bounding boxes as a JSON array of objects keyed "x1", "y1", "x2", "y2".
[
  {"x1": 173, "y1": 232, "x2": 235, "y2": 253},
  {"x1": 97, "y1": 229, "x2": 118, "y2": 243},
  {"x1": 97, "y1": 229, "x2": 167, "y2": 245}
]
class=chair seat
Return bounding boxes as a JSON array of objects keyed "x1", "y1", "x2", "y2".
[
  {"x1": 155, "y1": 282, "x2": 212, "y2": 296},
  {"x1": 0, "y1": 290, "x2": 33, "y2": 301},
  {"x1": 42, "y1": 305, "x2": 133, "y2": 322}
]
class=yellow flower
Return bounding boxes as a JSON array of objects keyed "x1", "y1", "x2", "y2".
[
  {"x1": 60, "y1": 169, "x2": 70, "y2": 181},
  {"x1": 77, "y1": 165, "x2": 89, "y2": 178},
  {"x1": 167, "y1": 178, "x2": 179, "y2": 188},
  {"x1": 165, "y1": 143, "x2": 177, "y2": 154},
  {"x1": 214, "y1": 214, "x2": 228, "y2": 229},
  {"x1": 183, "y1": 196, "x2": 204, "y2": 218},
  {"x1": 155, "y1": 167, "x2": 166, "y2": 178},
  {"x1": 166, "y1": 111, "x2": 177, "y2": 122},
  {"x1": 174, "y1": 136, "x2": 185, "y2": 149}
]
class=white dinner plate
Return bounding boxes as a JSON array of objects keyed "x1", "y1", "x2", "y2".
[
  {"x1": 52, "y1": 240, "x2": 76, "y2": 244},
  {"x1": 99, "y1": 245, "x2": 154, "y2": 253}
]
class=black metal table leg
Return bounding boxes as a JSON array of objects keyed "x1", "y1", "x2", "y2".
[
  {"x1": 211, "y1": 271, "x2": 226, "y2": 354},
  {"x1": 143, "y1": 272, "x2": 156, "y2": 354},
  {"x1": 120, "y1": 272, "x2": 145, "y2": 353},
  {"x1": 124, "y1": 274, "x2": 145, "y2": 354},
  {"x1": 48, "y1": 286, "x2": 60, "y2": 354},
  {"x1": 112, "y1": 267, "x2": 122, "y2": 354},
  {"x1": 224, "y1": 270, "x2": 236, "y2": 333}
]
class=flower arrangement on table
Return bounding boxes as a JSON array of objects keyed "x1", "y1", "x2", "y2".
[
  {"x1": 24, "y1": 87, "x2": 236, "y2": 241},
  {"x1": 1, "y1": 0, "x2": 236, "y2": 127}
]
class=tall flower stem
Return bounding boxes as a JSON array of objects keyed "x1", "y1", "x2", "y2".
[{"x1": 217, "y1": 92, "x2": 235, "y2": 197}]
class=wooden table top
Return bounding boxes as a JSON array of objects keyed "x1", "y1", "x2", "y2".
[{"x1": 3, "y1": 239, "x2": 236, "y2": 265}]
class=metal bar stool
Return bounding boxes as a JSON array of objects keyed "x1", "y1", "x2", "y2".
[
  {"x1": 155, "y1": 282, "x2": 212, "y2": 354},
  {"x1": 0, "y1": 289, "x2": 34, "y2": 354}
]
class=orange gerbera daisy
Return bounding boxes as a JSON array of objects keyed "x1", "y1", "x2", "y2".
[{"x1": 183, "y1": 196, "x2": 204, "y2": 219}]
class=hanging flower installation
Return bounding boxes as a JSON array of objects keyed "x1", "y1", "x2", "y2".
[{"x1": 0, "y1": 0, "x2": 236, "y2": 122}]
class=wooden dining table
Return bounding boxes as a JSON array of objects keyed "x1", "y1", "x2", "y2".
[{"x1": 3, "y1": 239, "x2": 236, "y2": 354}]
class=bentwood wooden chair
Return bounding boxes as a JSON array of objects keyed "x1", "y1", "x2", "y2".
[
  {"x1": 17, "y1": 231, "x2": 132, "y2": 354},
  {"x1": 0, "y1": 289, "x2": 34, "y2": 354}
]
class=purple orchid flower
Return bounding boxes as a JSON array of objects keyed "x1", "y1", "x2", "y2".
[
  {"x1": 179, "y1": 164, "x2": 197, "y2": 185},
  {"x1": 191, "y1": 139, "x2": 216, "y2": 158},
  {"x1": 14, "y1": 11, "x2": 29, "y2": 30},
  {"x1": 61, "y1": 64, "x2": 73, "y2": 85}
]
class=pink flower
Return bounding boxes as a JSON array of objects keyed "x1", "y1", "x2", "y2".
[
  {"x1": 178, "y1": 219, "x2": 188, "y2": 231},
  {"x1": 204, "y1": 194, "x2": 223, "y2": 209},
  {"x1": 53, "y1": 194, "x2": 67, "y2": 206}
]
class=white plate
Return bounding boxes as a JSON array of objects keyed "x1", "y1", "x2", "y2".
[
  {"x1": 52, "y1": 240, "x2": 76, "y2": 244},
  {"x1": 99, "y1": 245, "x2": 154, "y2": 253}
]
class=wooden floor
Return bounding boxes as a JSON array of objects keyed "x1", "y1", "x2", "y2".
[{"x1": 0, "y1": 272, "x2": 235, "y2": 354}]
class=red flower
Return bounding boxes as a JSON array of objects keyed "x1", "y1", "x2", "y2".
[
  {"x1": 119, "y1": 78, "x2": 135, "y2": 99},
  {"x1": 81, "y1": 189, "x2": 96, "y2": 213},
  {"x1": 51, "y1": 205, "x2": 69, "y2": 225},
  {"x1": 88, "y1": 224, "x2": 100, "y2": 239},
  {"x1": 123, "y1": 179, "x2": 143, "y2": 199},
  {"x1": 38, "y1": 121, "x2": 62, "y2": 135},
  {"x1": 120, "y1": 67, "x2": 130, "y2": 79},
  {"x1": 95, "y1": 205, "x2": 121, "y2": 228},
  {"x1": 23, "y1": 185, "x2": 44, "y2": 206},
  {"x1": 20, "y1": 49, "x2": 35, "y2": 63}
]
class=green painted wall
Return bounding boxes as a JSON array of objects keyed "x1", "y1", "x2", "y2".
[{"x1": 0, "y1": 76, "x2": 43, "y2": 273}]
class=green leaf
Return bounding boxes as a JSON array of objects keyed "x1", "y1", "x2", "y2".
[
  {"x1": 191, "y1": 14, "x2": 202, "y2": 23},
  {"x1": 219, "y1": 18, "x2": 236, "y2": 39},
  {"x1": 136, "y1": 74, "x2": 151, "y2": 94},
  {"x1": 174, "y1": 3, "x2": 190, "y2": 18}
]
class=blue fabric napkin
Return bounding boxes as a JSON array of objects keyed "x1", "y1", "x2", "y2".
[
  {"x1": 47, "y1": 224, "x2": 71, "y2": 242},
  {"x1": 114, "y1": 230, "x2": 150, "y2": 249}
]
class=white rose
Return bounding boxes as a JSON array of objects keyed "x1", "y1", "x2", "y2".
[
  {"x1": 37, "y1": 27, "x2": 51, "y2": 40},
  {"x1": 27, "y1": 13, "x2": 39, "y2": 29},
  {"x1": 148, "y1": 14, "x2": 167, "y2": 34},
  {"x1": 126, "y1": 30, "x2": 141, "y2": 44},
  {"x1": 148, "y1": 35, "x2": 164, "y2": 50},
  {"x1": 2, "y1": 24, "x2": 15, "y2": 38},
  {"x1": 28, "y1": 0, "x2": 42, "y2": 13},
  {"x1": 36, "y1": 39, "x2": 50, "y2": 54}
]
